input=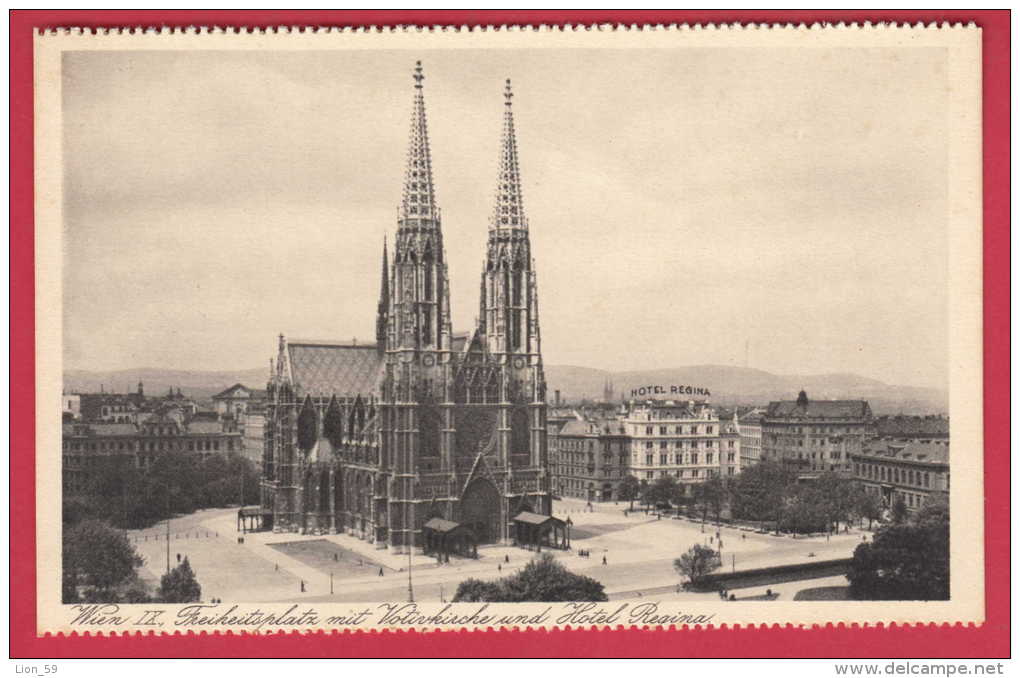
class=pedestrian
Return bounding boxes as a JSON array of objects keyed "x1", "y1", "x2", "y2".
[
  {"x1": 602, "y1": 555, "x2": 607, "y2": 566},
  {"x1": 742, "y1": 533, "x2": 746, "y2": 540},
  {"x1": 505, "y1": 554, "x2": 509, "y2": 563},
  {"x1": 378, "y1": 567, "x2": 384, "y2": 577},
  {"x1": 176, "y1": 553, "x2": 181, "y2": 563},
  {"x1": 498, "y1": 564, "x2": 502, "y2": 572},
  {"x1": 300, "y1": 580, "x2": 305, "y2": 592}
]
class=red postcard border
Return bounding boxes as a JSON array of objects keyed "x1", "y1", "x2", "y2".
[{"x1": 9, "y1": 9, "x2": 1010, "y2": 659}]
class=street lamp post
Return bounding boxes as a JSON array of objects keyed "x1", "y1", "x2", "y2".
[
  {"x1": 406, "y1": 477, "x2": 416, "y2": 603},
  {"x1": 165, "y1": 486, "x2": 171, "y2": 574}
]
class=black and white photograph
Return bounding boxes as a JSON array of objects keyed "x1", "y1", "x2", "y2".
[{"x1": 34, "y1": 25, "x2": 984, "y2": 633}]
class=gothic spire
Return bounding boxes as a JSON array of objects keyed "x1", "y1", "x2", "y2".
[
  {"x1": 376, "y1": 236, "x2": 389, "y2": 353},
  {"x1": 491, "y1": 78, "x2": 527, "y2": 231},
  {"x1": 400, "y1": 61, "x2": 438, "y2": 225}
]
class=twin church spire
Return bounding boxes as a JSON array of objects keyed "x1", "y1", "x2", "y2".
[
  {"x1": 492, "y1": 78, "x2": 527, "y2": 232},
  {"x1": 378, "y1": 62, "x2": 541, "y2": 364},
  {"x1": 399, "y1": 61, "x2": 438, "y2": 225}
]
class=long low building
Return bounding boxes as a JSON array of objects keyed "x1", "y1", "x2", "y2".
[
  {"x1": 851, "y1": 439, "x2": 949, "y2": 513},
  {"x1": 62, "y1": 410, "x2": 243, "y2": 494}
]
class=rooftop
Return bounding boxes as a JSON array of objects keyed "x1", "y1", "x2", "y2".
[
  {"x1": 874, "y1": 415, "x2": 949, "y2": 439},
  {"x1": 766, "y1": 396, "x2": 872, "y2": 420},
  {"x1": 287, "y1": 340, "x2": 384, "y2": 398},
  {"x1": 858, "y1": 439, "x2": 950, "y2": 465}
]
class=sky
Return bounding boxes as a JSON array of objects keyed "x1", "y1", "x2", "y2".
[{"x1": 62, "y1": 47, "x2": 949, "y2": 389}]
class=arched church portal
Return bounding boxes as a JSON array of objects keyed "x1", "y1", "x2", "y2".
[{"x1": 460, "y1": 478, "x2": 502, "y2": 544}]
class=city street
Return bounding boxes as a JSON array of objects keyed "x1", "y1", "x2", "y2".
[{"x1": 129, "y1": 498, "x2": 861, "y2": 603}]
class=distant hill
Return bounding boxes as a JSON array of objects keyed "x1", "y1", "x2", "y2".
[
  {"x1": 63, "y1": 364, "x2": 947, "y2": 415},
  {"x1": 544, "y1": 364, "x2": 947, "y2": 415}
]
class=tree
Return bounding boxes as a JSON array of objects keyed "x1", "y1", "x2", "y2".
[
  {"x1": 644, "y1": 475, "x2": 682, "y2": 509},
  {"x1": 847, "y1": 502, "x2": 949, "y2": 600},
  {"x1": 62, "y1": 519, "x2": 144, "y2": 603},
  {"x1": 158, "y1": 556, "x2": 202, "y2": 603},
  {"x1": 452, "y1": 578, "x2": 504, "y2": 602},
  {"x1": 729, "y1": 460, "x2": 795, "y2": 531},
  {"x1": 814, "y1": 472, "x2": 857, "y2": 532},
  {"x1": 891, "y1": 496, "x2": 909, "y2": 524},
  {"x1": 66, "y1": 438, "x2": 265, "y2": 531},
  {"x1": 62, "y1": 495, "x2": 96, "y2": 528},
  {"x1": 914, "y1": 495, "x2": 949, "y2": 528},
  {"x1": 452, "y1": 553, "x2": 607, "y2": 602},
  {"x1": 782, "y1": 485, "x2": 829, "y2": 534},
  {"x1": 692, "y1": 476, "x2": 726, "y2": 527},
  {"x1": 673, "y1": 544, "x2": 721, "y2": 586},
  {"x1": 121, "y1": 574, "x2": 155, "y2": 604},
  {"x1": 618, "y1": 475, "x2": 641, "y2": 510},
  {"x1": 854, "y1": 490, "x2": 883, "y2": 530}
]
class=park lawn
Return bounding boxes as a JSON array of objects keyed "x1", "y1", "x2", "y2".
[{"x1": 268, "y1": 539, "x2": 388, "y2": 580}]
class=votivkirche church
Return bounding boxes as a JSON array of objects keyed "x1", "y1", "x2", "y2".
[{"x1": 259, "y1": 63, "x2": 553, "y2": 553}]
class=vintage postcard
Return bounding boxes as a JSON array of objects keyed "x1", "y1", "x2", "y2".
[{"x1": 33, "y1": 23, "x2": 983, "y2": 636}]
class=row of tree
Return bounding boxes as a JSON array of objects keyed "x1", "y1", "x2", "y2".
[
  {"x1": 670, "y1": 496, "x2": 949, "y2": 602},
  {"x1": 65, "y1": 451, "x2": 260, "y2": 530},
  {"x1": 616, "y1": 461, "x2": 886, "y2": 535}
]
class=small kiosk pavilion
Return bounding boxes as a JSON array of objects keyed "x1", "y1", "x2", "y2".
[
  {"x1": 511, "y1": 512, "x2": 570, "y2": 551},
  {"x1": 423, "y1": 518, "x2": 479, "y2": 561}
]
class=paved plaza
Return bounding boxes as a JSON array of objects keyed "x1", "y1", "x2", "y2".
[{"x1": 128, "y1": 498, "x2": 861, "y2": 603}]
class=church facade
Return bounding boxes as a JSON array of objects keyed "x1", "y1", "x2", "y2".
[{"x1": 260, "y1": 63, "x2": 551, "y2": 551}]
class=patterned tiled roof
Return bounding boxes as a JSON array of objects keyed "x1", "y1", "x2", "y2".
[{"x1": 287, "y1": 341, "x2": 383, "y2": 398}]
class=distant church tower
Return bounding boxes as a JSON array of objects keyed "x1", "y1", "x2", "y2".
[{"x1": 602, "y1": 378, "x2": 614, "y2": 404}]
